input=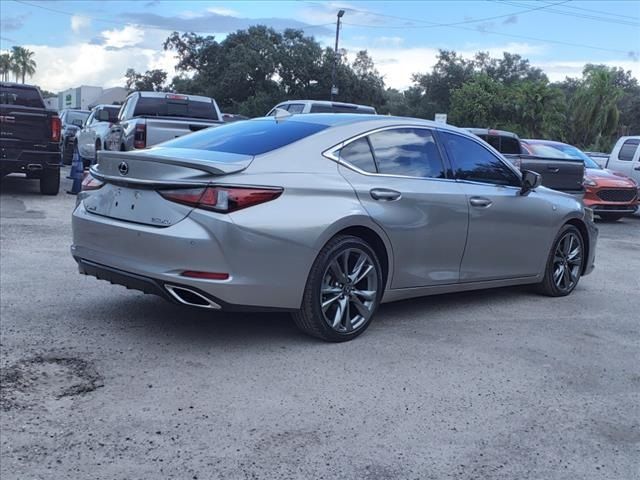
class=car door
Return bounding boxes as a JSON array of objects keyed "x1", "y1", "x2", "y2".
[
  {"x1": 76, "y1": 111, "x2": 95, "y2": 158},
  {"x1": 334, "y1": 127, "x2": 469, "y2": 288},
  {"x1": 439, "y1": 130, "x2": 554, "y2": 282},
  {"x1": 610, "y1": 138, "x2": 640, "y2": 183}
]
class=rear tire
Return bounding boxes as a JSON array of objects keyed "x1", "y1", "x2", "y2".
[
  {"x1": 40, "y1": 168, "x2": 60, "y2": 195},
  {"x1": 537, "y1": 224, "x2": 584, "y2": 297},
  {"x1": 598, "y1": 213, "x2": 623, "y2": 222},
  {"x1": 62, "y1": 140, "x2": 73, "y2": 165},
  {"x1": 293, "y1": 235, "x2": 383, "y2": 342}
]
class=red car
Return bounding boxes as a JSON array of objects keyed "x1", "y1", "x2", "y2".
[{"x1": 521, "y1": 140, "x2": 639, "y2": 221}]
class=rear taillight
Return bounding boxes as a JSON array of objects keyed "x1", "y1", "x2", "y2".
[
  {"x1": 159, "y1": 186, "x2": 283, "y2": 213},
  {"x1": 134, "y1": 123, "x2": 146, "y2": 149},
  {"x1": 51, "y1": 116, "x2": 61, "y2": 142},
  {"x1": 81, "y1": 175, "x2": 104, "y2": 191}
]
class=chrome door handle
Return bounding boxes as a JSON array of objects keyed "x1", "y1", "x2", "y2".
[
  {"x1": 469, "y1": 197, "x2": 492, "y2": 208},
  {"x1": 370, "y1": 188, "x2": 401, "y2": 201}
]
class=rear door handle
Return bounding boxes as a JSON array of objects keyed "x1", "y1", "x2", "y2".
[
  {"x1": 469, "y1": 196, "x2": 493, "y2": 208},
  {"x1": 370, "y1": 188, "x2": 401, "y2": 201},
  {"x1": 634, "y1": 166, "x2": 640, "y2": 171},
  {"x1": 546, "y1": 166, "x2": 560, "y2": 173}
]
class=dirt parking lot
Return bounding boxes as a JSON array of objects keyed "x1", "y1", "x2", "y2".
[{"x1": 1, "y1": 170, "x2": 639, "y2": 480}]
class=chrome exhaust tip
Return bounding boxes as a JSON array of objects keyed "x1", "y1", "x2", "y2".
[
  {"x1": 26, "y1": 164, "x2": 44, "y2": 171},
  {"x1": 165, "y1": 285, "x2": 221, "y2": 310}
]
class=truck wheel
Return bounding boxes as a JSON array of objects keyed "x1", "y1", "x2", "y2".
[
  {"x1": 62, "y1": 141, "x2": 73, "y2": 165},
  {"x1": 40, "y1": 168, "x2": 60, "y2": 195}
]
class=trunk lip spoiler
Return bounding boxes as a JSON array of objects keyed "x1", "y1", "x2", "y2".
[{"x1": 88, "y1": 167, "x2": 211, "y2": 189}]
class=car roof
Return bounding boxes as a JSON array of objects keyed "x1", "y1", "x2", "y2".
[
  {"x1": 521, "y1": 139, "x2": 570, "y2": 146},
  {"x1": 277, "y1": 99, "x2": 375, "y2": 109},
  {"x1": 92, "y1": 104, "x2": 120, "y2": 110}
]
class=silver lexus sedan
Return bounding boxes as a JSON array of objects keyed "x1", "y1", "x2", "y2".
[{"x1": 71, "y1": 114, "x2": 597, "y2": 342}]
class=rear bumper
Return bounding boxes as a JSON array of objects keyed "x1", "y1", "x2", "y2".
[{"x1": 0, "y1": 149, "x2": 61, "y2": 174}]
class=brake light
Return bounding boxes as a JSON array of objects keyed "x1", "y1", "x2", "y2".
[
  {"x1": 159, "y1": 186, "x2": 283, "y2": 213},
  {"x1": 51, "y1": 116, "x2": 61, "y2": 142},
  {"x1": 81, "y1": 174, "x2": 104, "y2": 191},
  {"x1": 134, "y1": 123, "x2": 146, "y2": 149},
  {"x1": 166, "y1": 94, "x2": 188, "y2": 100}
]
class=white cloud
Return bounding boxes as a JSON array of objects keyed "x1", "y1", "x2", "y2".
[
  {"x1": 100, "y1": 25, "x2": 145, "y2": 49},
  {"x1": 534, "y1": 60, "x2": 640, "y2": 82},
  {"x1": 373, "y1": 36, "x2": 404, "y2": 48},
  {"x1": 23, "y1": 42, "x2": 176, "y2": 92},
  {"x1": 70, "y1": 15, "x2": 90, "y2": 33},
  {"x1": 207, "y1": 7, "x2": 239, "y2": 16}
]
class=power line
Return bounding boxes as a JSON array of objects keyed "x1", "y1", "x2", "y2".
[
  {"x1": 491, "y1": 0, "x2": 640, "y2": 27},
  {"x1": 538, "y1": 0, "x2": 640, "y2": 21},
  {"x1": 12, "y1": 0, "x2": 335, "y2": 34}
]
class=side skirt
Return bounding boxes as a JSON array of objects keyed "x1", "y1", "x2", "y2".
[{"x1": 381, "y1": 275, "x2": 542, "y2": 304}]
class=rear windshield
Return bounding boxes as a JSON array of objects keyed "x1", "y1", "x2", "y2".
[
  {"x1": 133, "y1": 96, "x2": 218, "y2": 120},
  {"x1": 477, "y1": 134, "x2": 521, "y2": 154},
  {"x1": 310, "y1": 103, "x2": 376, "y2": 114},
  {"x1": 0, "y1": 86, "x2": 44, "y2": 108},
  {"x1": 67, "y1": 111, "x2": 90, "y2": 124},
  {"x1": 160, "y1": 119, "x2": 329, "y2": 156}
]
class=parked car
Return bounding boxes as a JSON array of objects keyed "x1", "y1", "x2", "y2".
[
  {"x1": 606, "y1": 136, "x2": 640, "y2": 185},
  {"x1": 522, "y1": 139, "x2": 639, "y2": 221},
  {"x1": 72, "y1": 115, "x2": 597, "y2": 342},
  {"x1": 466, "y1": 128, "x2": 584, "y2": 196},
  {"x1": 222, "y1": 113, "x2": 249, "y2": 123},
  {"x1": 59, "y1": 108, "x2": 90, "y2": 165},
  {"x1": 76, "y1": 104, "x2": 121, "y2": 166},
  {"x1": 106, "y1": 92, "x2": 223, "y2": 152},
  {"x1": 585, "y1": 151, "x2": 609, "y2": 168},
  {"x1": 0, "y1": 82, "x2": 61, "y2": 194},
  {"x1": 266, "y1": 100, "x2": 377, "y2": 116}
]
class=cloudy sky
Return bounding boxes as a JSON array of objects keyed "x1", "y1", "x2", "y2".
[{"x1": 1, "y1": 0, "x2": 638, "y2": 93}]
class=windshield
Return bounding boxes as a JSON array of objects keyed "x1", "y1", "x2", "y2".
[
  {"x1": 527, "y1": 142, "x2": 600, "y2": 169},
  {"x1": 67, "y1": 111, "x2": 90, "y2": 124}
]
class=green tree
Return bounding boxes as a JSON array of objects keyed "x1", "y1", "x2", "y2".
[
  {"x1": 125, "y1": 68, "x2": 168, "y2": 92},
  {"x1": 11, "y1": 46, "x2": 36, "y2": 83},
  {"x1": 0, "y1": 53, "x2": 12, "y2": 82}
]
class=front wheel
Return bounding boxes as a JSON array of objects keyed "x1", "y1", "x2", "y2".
[
  {"x1": 293, "y1": 235, "x2": 383, "y2": 342},
  {"x1": 537, "y1": 225, "x2": 584, "y2": 297}
]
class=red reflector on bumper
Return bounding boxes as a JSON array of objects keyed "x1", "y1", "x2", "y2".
[{"x1": 181, "y1": 271, "x2": 229, "y2": 280}]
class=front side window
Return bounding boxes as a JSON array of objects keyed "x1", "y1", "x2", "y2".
[
  {"x1": 618, "y1": 139, "x2": 640, "y2": 161},
  {"x1": 441, "y1": 131, "x2": 520, "y2": 186},
  {"x1": 368, "y1": 128, "x2": 445, "y2": 178},
  {"x1": 339, "y1": 137, "x2": 376, "y2": 173}
]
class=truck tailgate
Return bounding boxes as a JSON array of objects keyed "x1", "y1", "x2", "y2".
[
  {"x1": 506, "y1": 154, "x2": 585, "y2": 193},
  {"x1": 145, "y1": 118, "x2": 220, "y2": 147},
  {"x1": 0, "y1": 105, "x2": 50, "y2": 143}
]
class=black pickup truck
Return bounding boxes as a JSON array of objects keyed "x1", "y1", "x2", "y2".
[
  {"x1": 1, "y1": 82, "x2": 61, "y2": 195},
  {"x1": 467, "y1": 128, "x2": 584, "y2": 196}
]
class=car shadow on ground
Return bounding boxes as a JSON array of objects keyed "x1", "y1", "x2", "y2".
[{"x1": 85, "y1": 283, "x2": 535, "y2": 347}]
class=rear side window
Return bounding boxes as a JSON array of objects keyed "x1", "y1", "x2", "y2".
[
  {"x1": 477, "y1": 134, "x2": 521, "y2": 154},
  {"x1": 618, "y1": 139, "x2": 640, "y2": 161},
  {"x1": 133, "y1": 96, "x2": 218, "y2": 120},
  {"x1": 441, "y1": 131, "x2": 520, "y2": 186},
  {"x1": 160, "y1": 119, "x2": 328, "y2": 156},
  {"x1": 286, "y1": 104, "x2": 305, "y2": 114},
  {"x1": 103, "y1": 107, "x2": 120, "y2": 122},
  {"x1": 368, "y1": 128, "x2": 445, "y2": 178},
  {"x1": 339, "y1": 137, "x2": 377, "y2": 173},
  {"x1": 0, "y1": 86, "x2": 44, "y2": 108},
  {"x1": 310, "y1": 103, "x2": 375, "y2": 114}
]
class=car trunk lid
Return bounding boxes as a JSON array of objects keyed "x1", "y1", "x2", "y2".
[{"x1": 84, "y1": 147, "x2": 253, "y2": 226}]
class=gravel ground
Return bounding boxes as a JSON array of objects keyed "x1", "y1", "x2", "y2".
[{"x1": 1, "y1": 170, "x2": 639, "y2": 480}]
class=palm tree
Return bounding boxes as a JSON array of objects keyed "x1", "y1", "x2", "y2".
[
  {"x1": 0, "y1": 53, "x2": 12, "y2": 82},
  {"x1": 11, "y1": 46, "x2": 37, "y2": 83}
]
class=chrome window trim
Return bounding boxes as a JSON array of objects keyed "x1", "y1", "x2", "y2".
[{"x1": 322, "y1": 124, "x2": 454, "y2": 182}]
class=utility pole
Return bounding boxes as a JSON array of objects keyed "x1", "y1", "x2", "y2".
[{"x1": 330, "y1": 9, "x2": 345, "y2": 101}]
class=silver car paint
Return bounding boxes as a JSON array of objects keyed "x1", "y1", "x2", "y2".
[{"x1": 72, "y1": 116, "x2": 594, "y2": 310}]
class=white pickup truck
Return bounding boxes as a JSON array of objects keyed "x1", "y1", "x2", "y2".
[{"x1": 106, "y1": 92, "x2": 223, "y2": 151}]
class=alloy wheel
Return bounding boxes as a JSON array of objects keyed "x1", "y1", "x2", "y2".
[
  {"x1": 552, "y1": 232, "x2": 582, "y2": 293},
  {"x1": 320, "y1": 248, "x2": 379, "y2": 333}
]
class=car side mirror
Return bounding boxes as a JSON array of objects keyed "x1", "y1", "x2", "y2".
[
  {"x1": 96, "y1": 110, "x2": 110, "y2": 122},
  {"x1": 520, "y1": 169, "x2": 542, "y2": 195}
]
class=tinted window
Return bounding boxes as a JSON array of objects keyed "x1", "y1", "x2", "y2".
[
  {"x1": 160, "y1": 119, "x2": 328, "y2": 156},
  {"x1": 66, "y1": 111, "x2": 89, "y2": 124},
  {"x1": 441, "y1": 131, "x2": 520, "y2": 186},
  {"x1": 477, "y1": 134, "x2": 521, "y2": 154},
  {"x1": 98, "y1": 106, "x2": 120, "y2": 122},
  {"x1": 310, "y1": 103, "x2": 374, "y2": 114},
  {"x1": 0, "y1": 86, "x2": 44, "y2": 108},
  {"x1": 368, "y1": 128, "x2": 445, "y2": 178},
  {"x1": 339, "y1": 137, "x2": 376, "y2": 173},
  {"x1": 287, "y1": 104, "x2": 305, "y2": 114},
  {"x1": 133, "y1": 96, "x2": 218, "y2": 120},
  {"x1": 618, "y1": 139, "x2": 640, "y2": 161}
]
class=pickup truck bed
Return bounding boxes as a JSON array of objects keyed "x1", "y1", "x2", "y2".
[{"x1": 1, "y1": 82, "x2": 61, "y2": 195}]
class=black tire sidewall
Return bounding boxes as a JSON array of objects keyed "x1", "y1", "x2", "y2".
[
  {"x1": 306, "y1": 236, "x2": 383, "y2": 342},
  {"x1": 543, "y1": 224, "x2": 584, "y2": 296},
  {"x1": 40, "y1": 168, "x2": 60, "y2": 195}
]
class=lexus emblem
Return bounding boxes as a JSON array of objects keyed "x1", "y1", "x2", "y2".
[{"x1": 118, "y1": 161, "x2": 129, "y2": 176}]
